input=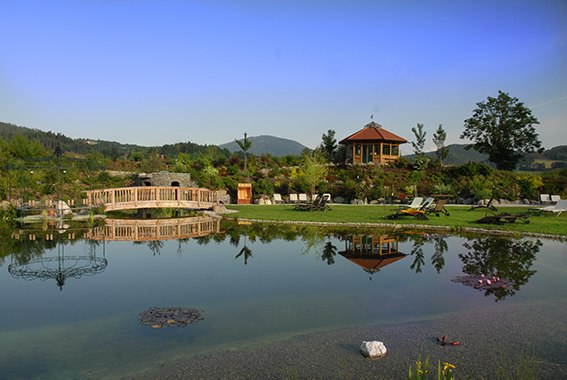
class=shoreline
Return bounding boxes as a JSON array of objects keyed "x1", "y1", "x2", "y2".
[
  {"x1": 123, "y1": 300, "x2": 567, "y2": 379},
  {"x1": 224, "y1": 216, "x2": 567, "y2": 241}
]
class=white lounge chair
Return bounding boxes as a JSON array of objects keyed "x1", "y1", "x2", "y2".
[
  {"x1": 298, "y1": 193, "x2": 308, "y2": 203},
  {"x1": 532, "y1": 199, "x2": 567, "y2": 217},
  {"x1": 272, "y1": 193, "x2": 283, "y2": 204},
  {"x1": 402, "y1": 196, "x2": 424, "y2": 209},
  {"x1": 540, "y1": 194, "x2": 551, "y2": 204},
  {"x1": 550, "y1": 195, "x2": 561, "y2": 203},
  {"x1": 289, "y1": 194, "x2": 298, "y2": 203}
]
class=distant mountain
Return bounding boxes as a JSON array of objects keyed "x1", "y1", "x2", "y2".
[
  {"x1": 404, "y1": 144, "x2": 490, "y2": 165},
  {"x1": 219, "y1": 135, "x2": 308, "y2": 157},
  {"x1": 0, "y1": 121, "x2": 228, "y2": 159}
]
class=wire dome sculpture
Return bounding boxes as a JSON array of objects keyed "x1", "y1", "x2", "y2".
[{"x1": 8, "y1": 243, "x2": 107, "y2": 291}]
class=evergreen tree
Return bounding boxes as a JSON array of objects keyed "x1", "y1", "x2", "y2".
[{"x1": 432, "y1": 124, "x2": 448, "y2": 165}]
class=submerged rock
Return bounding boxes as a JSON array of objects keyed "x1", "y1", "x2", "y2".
[
  {"x1": 139, "y1": 307, "x2": 204, "y2": 328},
  {"x1": 359, "y1": 341, "x2": 387, "y2": 358}
]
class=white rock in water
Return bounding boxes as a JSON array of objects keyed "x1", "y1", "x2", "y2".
[{"x1": 359, "y1": 341, "x2": 387, "y2": 358}]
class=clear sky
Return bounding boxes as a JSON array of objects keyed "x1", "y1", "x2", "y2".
[{"x1": 1, "y1": 0, "x2": 566, "y2": 152}]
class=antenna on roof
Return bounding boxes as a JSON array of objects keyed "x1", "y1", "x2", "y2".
[{"x1": 370, "y1": 114, "x2": 374, "y2": 120}]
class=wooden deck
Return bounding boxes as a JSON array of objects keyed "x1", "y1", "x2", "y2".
[
  {"x1": 84, "y1": 216, "x2": 220, "y2": 241},
  {"x1": 83, "y1": 186, "x2": 220, "y2": 212}
]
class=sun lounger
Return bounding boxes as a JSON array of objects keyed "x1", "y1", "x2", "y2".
[
  {"x1": 400, "y1": 196, "x2": 423, "y2": 210},
  {"x1": 476, "y1": 212, "x2": 530, "y2": 224},
  {"x1": 298, "y1": 193, "x2": 308, "y2": 203},
  {"x1": 272, "y1": 194, "x2": 283, "y2": 204},
  {"x1": 540, "y1": 194, "x2": 551, "y2": 204},
  {"x1": 289, "y1": 194, "x2": 298, "y2": 203},
  {"x1": 294, "y1": 194, "x2": 331, "y2": 211},
  {"x1": 426, "y1": 199, "x2": 450, "y2": 216},
  {"x1": 530, "y1": 199, "x2": 567, "y2": 217},
  {"x1": 550, "y1": 195, "x2": 561, "y2": 203},
  {"x1": 387, "y1": 197, "x2": 434, "y2": 220}
]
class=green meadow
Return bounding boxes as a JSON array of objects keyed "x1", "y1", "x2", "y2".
[{"x1": 225, "y1": 204, "x2": 567, "y2": 237}]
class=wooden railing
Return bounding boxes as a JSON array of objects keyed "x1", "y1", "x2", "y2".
[
  {"x1": 84, "y1": 216, "x2": 220, "y2": 241},
  {"x1": 83, "y1": 186, "x2": 220, "y2": 211}
]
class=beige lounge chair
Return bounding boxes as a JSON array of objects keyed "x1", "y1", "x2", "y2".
[
  {"x1": 289, "y1": 194, "x2": 298, "y2": 203},
  {"x1": 272, "y1": 194, "x2": 283, "y2": 204},
  {"x1": 298, "y1": 193, "x2": 308, "y2": 203}
]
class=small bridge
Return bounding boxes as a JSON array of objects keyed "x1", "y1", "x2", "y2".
[
  {"x1": 84, "y1": 216, "x2": 220, "y2": 241},
  {"x1": 83, "y1": 186, "x2": 220, "y2": 212}
]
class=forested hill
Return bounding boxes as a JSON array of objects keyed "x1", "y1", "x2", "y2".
[
  {"x1": 405, "y1": 143, "x2": 567, "y2": 169},
  {"x1": 0, "y1": 121, "x2": 228, "y2": 160},
  {"x1": 219, "y1": 135, "x2": 308, "y2": 157}
]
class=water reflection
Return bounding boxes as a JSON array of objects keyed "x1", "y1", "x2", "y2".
[
  {"x1": 7, "y1": 231, "x2": 107, "y2": 290},
  {"x1": 85, "y1": 216, "x2": 220, "y2": 241},
  {"x1": 338, "y1": 234, "x2": 407, "y2": 279},
  {"x1": 455, "y1": 236, "x2": 542, "y2": 301}
]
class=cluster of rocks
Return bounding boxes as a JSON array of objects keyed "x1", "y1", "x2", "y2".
[{"x1": 139, "y1": 307, "x2": 204, "y2": 329}]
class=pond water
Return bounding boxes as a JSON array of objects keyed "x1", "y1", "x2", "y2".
[{"x1": 0, "y1": 217, "x2": 566, "y2": 379}]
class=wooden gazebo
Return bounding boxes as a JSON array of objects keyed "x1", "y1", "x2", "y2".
[{"x1": 339, "y1": 121, "x2": 407, "y2": 164}]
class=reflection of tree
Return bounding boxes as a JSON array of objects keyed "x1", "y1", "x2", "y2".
[
  {"x1": 431, "y1": 237, "x2": 448, "y2": 273},
  {"x1": 139, "y1": 240, "x2": 164, "y2": 256},
  {"x1": 321, "y1": 241, "x2": 337, "y2": 265},
  {"x1": 459, "y1": 237, "x2": 541, "y2": 301},
  {"x1": 234, "y1": 235, "x2": 253, "y2": 265},
  {"x1": 410, "y1": 237, "x2": 426, "y2": 273}
]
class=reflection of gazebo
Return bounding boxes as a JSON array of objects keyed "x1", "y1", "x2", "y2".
[
  {"x1": 339, "y1": 235, "x2": 406, "y2": 275},
  {"x1": 8, "y1": 242, "x2": 107, "y2": 291}
]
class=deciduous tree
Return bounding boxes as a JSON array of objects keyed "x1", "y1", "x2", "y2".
[{"x1": 461, "y1": 91, "x2": 542, "y2": 170}]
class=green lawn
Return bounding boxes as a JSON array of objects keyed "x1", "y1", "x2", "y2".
[{"x1": 224, "y1": 204, "x2": 567, "y2": 237}]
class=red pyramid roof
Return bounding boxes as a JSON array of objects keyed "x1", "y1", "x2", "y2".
[{"x1": 339, "y1": 121, "x2": 408, "y2": 144}]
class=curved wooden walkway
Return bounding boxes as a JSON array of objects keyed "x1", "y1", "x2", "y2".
[
  {"x1": 84, "y1": 216, "x2": 220, "y2": 241},
  {"x1": 83, "y1": 186, "x2": 220, "y2": 212}
]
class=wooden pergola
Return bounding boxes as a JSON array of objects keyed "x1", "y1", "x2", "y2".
[{"x1": 339, "y1": 121, "x2": 408, "y2": 164}]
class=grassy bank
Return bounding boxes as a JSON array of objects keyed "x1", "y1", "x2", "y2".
[{"x1": 224, "y1": 204, "x2": 567, "y2": 238}]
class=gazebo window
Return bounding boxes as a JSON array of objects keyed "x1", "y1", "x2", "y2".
[
  {"x1": 382, "y1": 144, "x2": 391, "y2": 155},
  {"x1": 392, "y1": 145, "x2": 399, "y2": 156},
  {"x1": 355, "y1": 144, "x2": 361, "y2": 155}
]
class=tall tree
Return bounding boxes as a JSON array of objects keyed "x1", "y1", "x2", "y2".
[
  {"x1": 319, "y1": 129, "x2": 337, "y2": 162},
  {"x1": 299, "y1": 149, "x2": 328, "y2": 195},
  {"x1": 411, "y1": 123, "x2": 427, "y2": 156},
  {"x1": 411, "y1": 123, "x2": 428, "y2": 169},
  {"x1": 461, "y1": 91, "x2": 542, "y2": 170},
  {"x1": 432, "y1": 124, "x2": 448, "y2": 165},
  {"x1": 235, "y1": 132, "x2": 252, "y2": 179}
]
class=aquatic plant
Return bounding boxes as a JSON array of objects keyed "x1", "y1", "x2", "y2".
[{"x1": 408, "y1": 356, "x2": 455, "y2": 380}]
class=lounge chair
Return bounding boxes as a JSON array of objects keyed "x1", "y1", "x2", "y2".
[
  {"x1": 298, "y1": 193, "x2": 308, "y2": 203},
  {"x1": 540, "y1": 194, "x2": 551, "y2": 204},
  {"x1": 272, "y1": 193, "x2": 283, "y2": 204},
  {"x1": 294, "y1": 194, "x2": 331, "y2": 211},
  {"x1": 289, "y1": 194, "x2": 298, "y2": 203},
  {"x1": 476, "y1": 212, "x2": 530, "y2": 224},
  {"x1": 387, "y1": 197, "x2": 434, "y2": 220},
  {"x1": 426, "y1": 199, "x2": 450, "y2": 217},
  {"x1": 531, "y1": 199, "x2": 567, "y2": 217},
  {"x1": 550, "y1": 195, "x2": 561, "y2": 203},
  {"x1": 400, "y1": 196, "x2": 424, "y2": 210}
]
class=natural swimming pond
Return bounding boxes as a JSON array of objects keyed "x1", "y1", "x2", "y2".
[{"x1": 0, "y1": 217, "x2": 566, "y2": 379}]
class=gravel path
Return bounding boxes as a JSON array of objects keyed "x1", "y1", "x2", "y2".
[{"x1": 123, "y1": 300, "x2": 567, "y2": 380}]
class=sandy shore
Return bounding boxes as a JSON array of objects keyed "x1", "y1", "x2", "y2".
[{"x1": 123, "y1": 300, "x2": 567, "y2": 380}]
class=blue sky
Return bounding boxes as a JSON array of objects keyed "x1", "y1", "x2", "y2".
[{"x1": 1, "y1": 0, "x2": 566, "y2": 152}]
